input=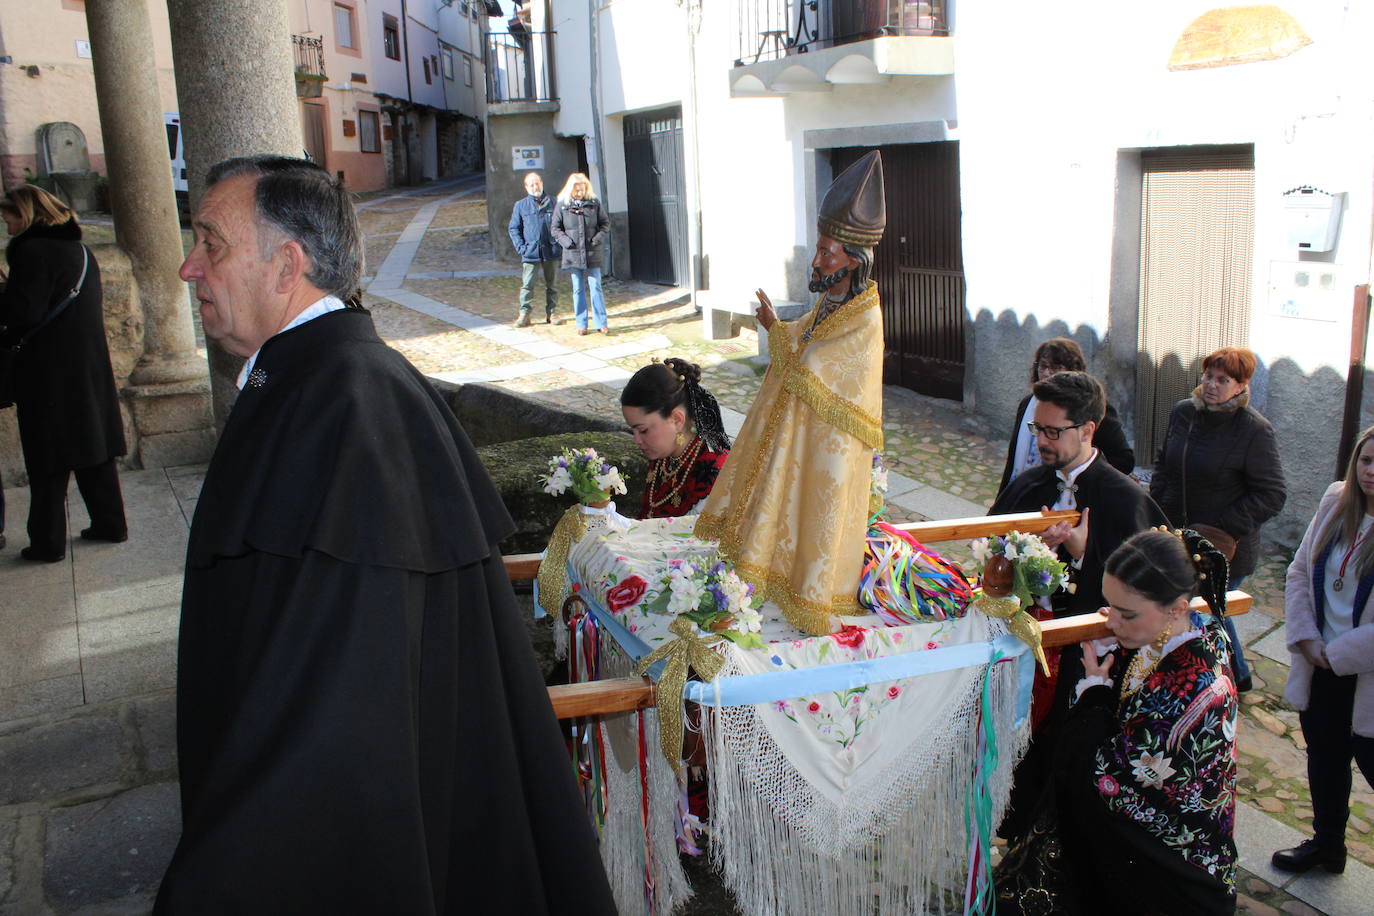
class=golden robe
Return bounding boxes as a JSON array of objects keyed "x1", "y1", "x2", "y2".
[{"x1": 694, "y1": 280, "x2": 884, "y2": 635}]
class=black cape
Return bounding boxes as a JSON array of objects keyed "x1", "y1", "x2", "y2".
[
  {"x1": 989, "y1": 456, "x2": 1168, "y2": 617},
  {"x1": 155, "y1": 309, "x2": 614, "y2": 915}
]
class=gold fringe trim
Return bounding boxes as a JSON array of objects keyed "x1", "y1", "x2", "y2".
[
  {"x1": 782, "y1": 366, "x2": 883, "y2": 451},
  {"x1": 537, "y1": 505, "x2": 587, "y2": 618},
  {"x1": 634, "y1": 617, "x2": 725, "y2": 778},
  {"x1": 817, "y1": 217, "x2": 883, "y2": 248}
]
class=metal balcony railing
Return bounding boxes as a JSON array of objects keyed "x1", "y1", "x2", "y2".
[
  {"x1": 293, "y1": 34, "x2": 326, "y2": 78},
  {"x1": 735, "y1": 0, "x2": 948, "y2": 66},
  {"x1": 485, "y1": 30, "x2": 557, "y2": 103}
]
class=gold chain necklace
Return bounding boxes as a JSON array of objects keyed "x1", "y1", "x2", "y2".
[
  {"x1": 1121, "y1": 620, "x2": 1178, "y2": 699},
  {"x1": 646, "y1": 435, "x2": 704, "y2": 511}
]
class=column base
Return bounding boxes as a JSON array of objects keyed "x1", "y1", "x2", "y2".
[{"x1": 125, "y1": 378, "x2": 216, "y2": 468}]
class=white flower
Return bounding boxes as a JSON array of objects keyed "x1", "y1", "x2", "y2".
[
  {"x1": 542, "y1": 466, "x2": 572, "y2": 495},
  {"x1": 595, "y1": 469, "x2": 627, "y2": 495},
  {"x1": 667, "y1": 572, "x2": 706, "y2": 615},
  {"x1": 737, "y1": 606, "x2": 763, "y2": 634},
  {"x1": 1130, "y1": 751, "x2": 1176, "y2": 789},
  {"x1": 717, "y1": 570, "x2": 751, "y2": 614},
  {"x1": 970, "y1": 538, "x2": 991, "y2": 562},
  {"x1": 1003, "y1": 542, "x2": 1020, "y2": 561}
]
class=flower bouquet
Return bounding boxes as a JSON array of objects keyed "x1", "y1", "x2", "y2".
[
  {"x1": 967, "y1": 530, "x2": 1068, "y2": 674},
  {"x1": 643, "y1": 558, "x2": 766, "y2": 648},
  {"x1": 541, "y1": 447, "x2": 627, "y2": 507}
]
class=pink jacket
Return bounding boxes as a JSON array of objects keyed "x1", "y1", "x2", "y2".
[{"x1": 1284, "y1": 481, "x2": 1374, "y2": 737}]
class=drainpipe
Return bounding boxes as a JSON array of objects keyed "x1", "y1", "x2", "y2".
[
  {"x1": 400, "y1": 0, "x2": 414, "y2": 104},
  {"x1": 684, "y1": 0, "x2": 704, "y2": 307},
  {"x1": 587, "y1": 0, "x2": 611, "y2": 274}
]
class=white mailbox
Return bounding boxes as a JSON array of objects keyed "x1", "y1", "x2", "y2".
[{"x1": 1283, "y1": 186, "x2": 1345, "y2": 252}]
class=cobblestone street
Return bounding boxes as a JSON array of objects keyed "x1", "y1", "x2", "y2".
[{"x1": 0, "y1": 176, "x2": 1369, "y2": 914}]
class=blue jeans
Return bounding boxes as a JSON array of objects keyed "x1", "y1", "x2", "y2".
[
  {"x1": 569, "y1": 267, "x2": 606, "y2": 330},
  {"x1": 1221, "y1": 574, "x2": 1251, "y2": 685}
]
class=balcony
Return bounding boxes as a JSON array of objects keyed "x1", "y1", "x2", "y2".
[
  {"x1": 731, "y1": 0, "x2": 953, "y2": 97},
  {"x1": 292, "y1": 34, "x2": 326, "y2": 98},
  {"x1": 485, "y1": 30, "x2": 557, "y2": 107}
]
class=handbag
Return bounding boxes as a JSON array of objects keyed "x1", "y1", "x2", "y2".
[{"x1": 0, "y1": 244, "x2": 89, "y2": 409}]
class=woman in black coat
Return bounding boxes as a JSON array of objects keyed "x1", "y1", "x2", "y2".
[
  {"x1": 998, "y1": 337, "x2": 1135, "y2": 494},
  {"x1": 1150, "y1": 346, "x2": 1286, "y2": 691},
  {"x1": 550, "y1": 172, "x2": 610, "y2": 335},
  {"x1": 0, "y1": 185, "x2": 126, "y2": 562}
]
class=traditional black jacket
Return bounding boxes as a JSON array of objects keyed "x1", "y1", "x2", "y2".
[{"x1": 156, "y1": 309, "x2": 614, "y2": 914}]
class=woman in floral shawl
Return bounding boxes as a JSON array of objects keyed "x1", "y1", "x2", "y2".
[{"x1": 997, "y1": 529, "x2": 1238, "y2": 915}]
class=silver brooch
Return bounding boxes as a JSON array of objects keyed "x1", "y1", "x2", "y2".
[{"x1": 247, "y1": 367, "x2": 268, "y2": 389}]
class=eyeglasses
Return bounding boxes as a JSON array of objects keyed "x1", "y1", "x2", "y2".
[
  {"x1": 1027, "y1": 421, "x2": 1084, "y2": 440},
  {"x1": 1036, "y1": 362, "x2": 1067, "y2": 375}
]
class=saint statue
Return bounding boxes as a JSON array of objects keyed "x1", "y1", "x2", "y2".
[{"x1": 695, "y1": 151, "x2": 886, "y2": 635}]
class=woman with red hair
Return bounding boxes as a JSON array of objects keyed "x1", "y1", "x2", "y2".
[{"x1": 1150, "y1": 346, "x2": 1287, "y2": 691}]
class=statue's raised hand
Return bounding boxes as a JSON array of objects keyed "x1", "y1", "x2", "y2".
[{"x1": 754, "y1": 289, "x2": 777, "y2": 330}]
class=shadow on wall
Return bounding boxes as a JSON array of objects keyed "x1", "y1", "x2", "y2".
[{"x1": 968, "y1": 306, "x2": 1348, "y2": 548}]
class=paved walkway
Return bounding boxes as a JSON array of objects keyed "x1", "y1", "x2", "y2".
[{"x1": 1, "y1": 177, "x2": 1370, "y2": 914}]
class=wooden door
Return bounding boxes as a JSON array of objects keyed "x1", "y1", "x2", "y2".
[
  {"x1": 832, "y1": 142, "x2": 966, "y2": 400},
  {"x1": 1134, "y1": 148, "x2": 1255, "y2": 458},
  {"x1": 301, "y1": 102, "x2": 327, "y2": 169},
  {"x1": 624, "y1": 107, "x2": 688, "y2": 286}
]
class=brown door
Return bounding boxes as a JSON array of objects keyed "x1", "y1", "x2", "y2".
[
  {"x1": 302, "y1": 102, "x2": 327, "y2": 169},
  {"x1": 832, "y1": 142, "x2": 966, "y2": 400}
]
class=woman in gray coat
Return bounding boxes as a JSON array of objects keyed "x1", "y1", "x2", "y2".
[
  {"x1": 551, "y1": 173, "x2": 610, "y2": 335},
  {"x1": 1272, "y1": 425, "x2": 1374, "y2": 876}
]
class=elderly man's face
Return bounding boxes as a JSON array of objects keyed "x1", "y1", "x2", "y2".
[
  {"x1": 525, "y1": 173, "x2": 543, "y2": 196},
  {"x1": 179, "y1": 174, "x2": 287, "y2": 358}
]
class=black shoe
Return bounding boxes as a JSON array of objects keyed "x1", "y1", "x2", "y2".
[
  {"x1": 0, "y1": 534, "x2": 6, "y2": 550},
  {"x1": 80, "y1": 527, "x2": 128, "y2": 543},
  {"x1": 20, "y1": 546, "x2": 65, "y2": 563},
  {"x1": 1272, "y1": 839, "x2": 1346, "y2": 874},
  {"x1": 1236, "y1": 674, "x2": 1253, "y2": 693}
]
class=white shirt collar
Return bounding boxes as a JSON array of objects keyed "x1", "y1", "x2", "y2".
[
  {"x1": 1058, "y1": 448, "x2": 1098, "y2": 486},
  {"x1": 236, "y1": 295, "x2": 347, "y2": 389}
]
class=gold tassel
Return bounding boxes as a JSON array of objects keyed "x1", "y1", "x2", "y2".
[
  {"x1": 537, "y1": 506, "x2": 588, "y2": 618},
  {"x1": 634, "y1": 617, "x2": 726, "y2": 778},
  {"x1": 971, "y1": 594, "x2": 1050, "y2": 676}
]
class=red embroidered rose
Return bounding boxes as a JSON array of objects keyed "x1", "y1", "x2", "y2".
[
  {"x1": 1097, "y1": 775, "x2": 1120, "y2": 797},
  {"x1": 831, "y1": 625, "x2": 867, "y2": 649},
  {"x1": 807, "y1": 701, "x2": 821, "y2": 713},
  {"x1": 887, "y1": 685, "x2": 901, "y2": 699},
  {"x1": 606, "y1": 575, "x2": 649, "y2": 613}
]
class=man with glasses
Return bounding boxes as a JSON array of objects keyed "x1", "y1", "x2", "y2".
[
  {"x1": 990, "y1": 370, "x2": 1168, "y2": 842},
  {"x1": 991, "y1": 370, "x2": 1167, "y2": 616}
]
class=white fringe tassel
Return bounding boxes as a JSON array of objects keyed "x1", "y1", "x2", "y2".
[
  {"x1": 595, "y1": 645, "x2": 694, "y2": 916},
  {"x1": 702, "y1": 651, "x2": 1030, "y2": 916}
]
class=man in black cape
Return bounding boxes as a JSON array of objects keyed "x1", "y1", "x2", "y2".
[
  {"x1": 155, "y1": 156, "x2": 614, "y2": 915},
  {"x1": 989, "y1": 370, "x2": 1168, "y2": 839}
]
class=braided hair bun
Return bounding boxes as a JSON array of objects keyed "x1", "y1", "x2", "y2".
[
  {"x1": 620, "y1": 357, "x2": 732, "y2": 452},
  {"x1": 1105, "y1": 528, "x2": 1230, "y2": 619}
]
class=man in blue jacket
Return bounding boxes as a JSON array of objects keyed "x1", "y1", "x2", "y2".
[{"x1": 507, "y1": 172, "x2": 560, "y2": 327}]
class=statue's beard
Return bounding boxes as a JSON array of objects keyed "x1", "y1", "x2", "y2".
[{"x1": 808, "y1": 266, "x2": 849, "y2": 294}]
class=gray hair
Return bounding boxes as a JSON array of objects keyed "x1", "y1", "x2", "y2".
[{"x1": 204, "y1": 155, "x2": 363, "y2": 299}]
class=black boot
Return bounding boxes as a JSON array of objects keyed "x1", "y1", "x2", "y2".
[{"x1": 1272, "y1": 839, "x2": 1347, "y2": 874}]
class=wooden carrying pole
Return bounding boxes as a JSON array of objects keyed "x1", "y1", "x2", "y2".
[{"x1": 542, "y1": 593, "x2": 1252, "y2": 719}]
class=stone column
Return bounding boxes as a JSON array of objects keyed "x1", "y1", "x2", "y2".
[
  {"x1": 166, "y1": 0, "x2": 303, "y2": 427},
  {"x1": 85, "y1": 0, "x2": 216, "y2": 467}
]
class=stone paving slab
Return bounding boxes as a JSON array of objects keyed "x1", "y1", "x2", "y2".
[{"x1": 1253, "y1": 625, "x2": 1291, "y2": 664}]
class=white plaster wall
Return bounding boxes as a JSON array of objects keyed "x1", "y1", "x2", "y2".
[{"x1": 954, "y1": 0, "x2": 1374, "y2": 375}]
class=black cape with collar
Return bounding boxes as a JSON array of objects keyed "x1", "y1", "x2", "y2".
[
  {"x1": 156, "y1": 309, "x2": 614, "y2": 915},
  {"x1": 989, "y1": 456, "x2": 1168, "y2": 616}
]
